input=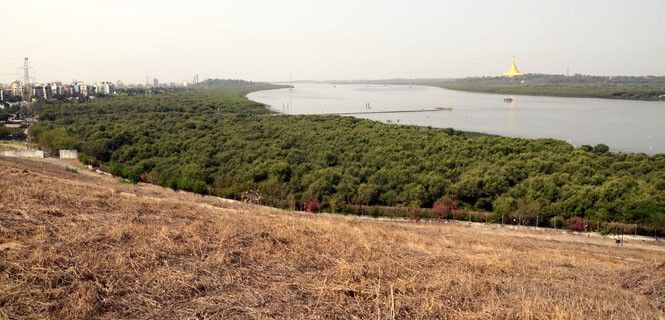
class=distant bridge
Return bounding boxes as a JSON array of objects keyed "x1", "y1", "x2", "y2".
[{"x1": 326, "y1": 107, "x2": 452, "y2": 116}]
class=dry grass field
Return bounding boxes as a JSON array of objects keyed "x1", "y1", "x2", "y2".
[{"x1": 1, "y1": 157, "x2": 664, "y2": 319}]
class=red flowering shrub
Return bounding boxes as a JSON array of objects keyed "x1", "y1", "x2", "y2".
[
  {"x1": 304, "y1": 198, "x2": 319, "y2": 213},
  {"x1": 433, "y1": 195, "x2": 458, "y2": 220},
  {"x1": 568, "y1": 216, "x2": 587, "y2": 232}
]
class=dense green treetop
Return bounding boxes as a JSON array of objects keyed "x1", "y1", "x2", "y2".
[{"x1": 30, "y1": 86, "x2": 665, "y2": 231}]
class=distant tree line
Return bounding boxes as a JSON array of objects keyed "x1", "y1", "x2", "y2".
[{"x1": 436, "y1": 74, "x2": 665, "y2": 101}]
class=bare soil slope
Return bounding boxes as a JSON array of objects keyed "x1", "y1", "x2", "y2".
[{"x1": 1, "y1": 158, "x2": 663, "y2": 319}]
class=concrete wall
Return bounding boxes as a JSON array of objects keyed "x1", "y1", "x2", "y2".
[
  {"x1": 59, "y1": 150, "x2": 79, "y2": 159},
  {"x1": 1, "y1": 150, "x2": 45, "y2": 158}
]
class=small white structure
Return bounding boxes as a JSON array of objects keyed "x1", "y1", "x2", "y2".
[
  {"x1": 1, "y1": 150, "x2": 45, "y2": 158},
  {"x1": 59, "y1": 150, "x2": 79, "y2": 159}
]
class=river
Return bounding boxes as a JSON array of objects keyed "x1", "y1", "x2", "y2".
[{"x1": 247, "y1": 82, "x2": 665, "y2": 154}]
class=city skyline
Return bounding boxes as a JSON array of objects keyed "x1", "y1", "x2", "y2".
[{"x1": 2, "y1": 0, "x2": 665, "y2": 84}]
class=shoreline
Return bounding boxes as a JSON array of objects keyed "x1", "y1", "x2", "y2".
[{"x1": 437, "y1": 85, "x2": 665, "y2": 102}]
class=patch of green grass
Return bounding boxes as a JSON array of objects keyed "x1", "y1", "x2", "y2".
[{"x1": 0, "y1": 140, "x2": 28, "y2": 151}]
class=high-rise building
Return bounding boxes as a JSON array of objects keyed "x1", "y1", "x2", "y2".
[
  {"x1": 153, "y1": 78, "x2": 159, "y2": 88},
  {"x1": 32, "y1": 84, "x2": 52, "y2": 100},
  {"x1": 10, "y1": 82, "x2": 22, "y2": 97},
  {"x1": 95, "y1": 82, "x2": 114, "y2": 95},
  {"x1": 50, "y1": 82, "x2": 63, "y2": 96},
  {"x1": 62, "y1": 85, "x2": 74, "y2": 97},
  {"x1": 75, "y1": 82, "x2": 88, "y2": 96}
]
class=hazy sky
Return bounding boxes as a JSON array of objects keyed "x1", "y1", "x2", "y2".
[{"x1": 2, "y1": 0, "x2": 664, "y2": 84}]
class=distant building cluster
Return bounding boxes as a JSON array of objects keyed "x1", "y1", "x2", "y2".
[
  {"x1": 0, "y1": 80, "x2": 116, "y2": 102},
  {"x1": 0, "y1": 76, "x2": 202, "y2": 102},
  {"x1": 1, "y1": 56, "x2": 202, "y2": 102}
]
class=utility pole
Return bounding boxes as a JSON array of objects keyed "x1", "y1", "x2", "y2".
[
  {"x1": 621, "y1": 231, "x2": 624, "y2": 248},
  {"x1": 22, "y1": 57, "x2": 32, "y2": 101}
]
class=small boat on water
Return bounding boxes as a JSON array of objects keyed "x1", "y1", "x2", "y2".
[{"x1": 503, "y1": 96, "x2": 514, "y2": 102}]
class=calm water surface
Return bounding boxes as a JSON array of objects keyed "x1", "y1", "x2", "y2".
[{"x1": 248, "y1": 83, "x2": 665, "y2": 154}]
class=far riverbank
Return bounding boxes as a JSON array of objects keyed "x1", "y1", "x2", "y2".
[{"x1": 433, "y1": 74, "x2": 665, "y2": 101}]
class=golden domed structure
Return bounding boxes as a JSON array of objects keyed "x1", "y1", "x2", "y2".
[{"x1": 503, "y1": 57, "x2": 523, "y2": 77}]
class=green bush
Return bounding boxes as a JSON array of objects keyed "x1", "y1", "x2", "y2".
[{"x1": 0, "y1": 127, "x2": 26, "y2": 140}]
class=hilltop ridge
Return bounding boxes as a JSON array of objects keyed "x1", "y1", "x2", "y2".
[{"x1": 1, "y1": 157, "x2": 663, "y2": 319}]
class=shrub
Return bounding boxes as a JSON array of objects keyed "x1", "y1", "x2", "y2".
[
  {"x1": 568, "y1": 216, "x2": 587, "y2": 232},
  {"x1": 409, "y1": 207, "x2": 422, "y2": 222},
  {"x1": 433, "y1": 195, "x2": 458, "y2": 220},
  {"x1": 550, "y1": 216, "x2": 566, "y2": 229},
  {"x1": 0, "y1": 127, "x2": 26, "y2": 140},
  {"x1": 593, "y1": 144, "x2": 610, "y2": 154},
  {"x1": 304, "y1": 198, "x2": 319, "y2": 213},
  {"x1": 241, "y1": 190, "x2": 263, "y2": 205},
  {"x1": 78, "y1": 153, "x2": 89, "y2": 165},
  {"x1": 369, "y1": 207, "x2": 381, "y2": 218}
]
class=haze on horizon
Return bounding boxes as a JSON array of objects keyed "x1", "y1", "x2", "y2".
[{"x1": 2, "y1": 0, "x2": 664, "y2": 84}]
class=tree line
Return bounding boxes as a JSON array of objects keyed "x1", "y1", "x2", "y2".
[{"x1": 437, "y1": 74, "x2": 665, "y2": 101}]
